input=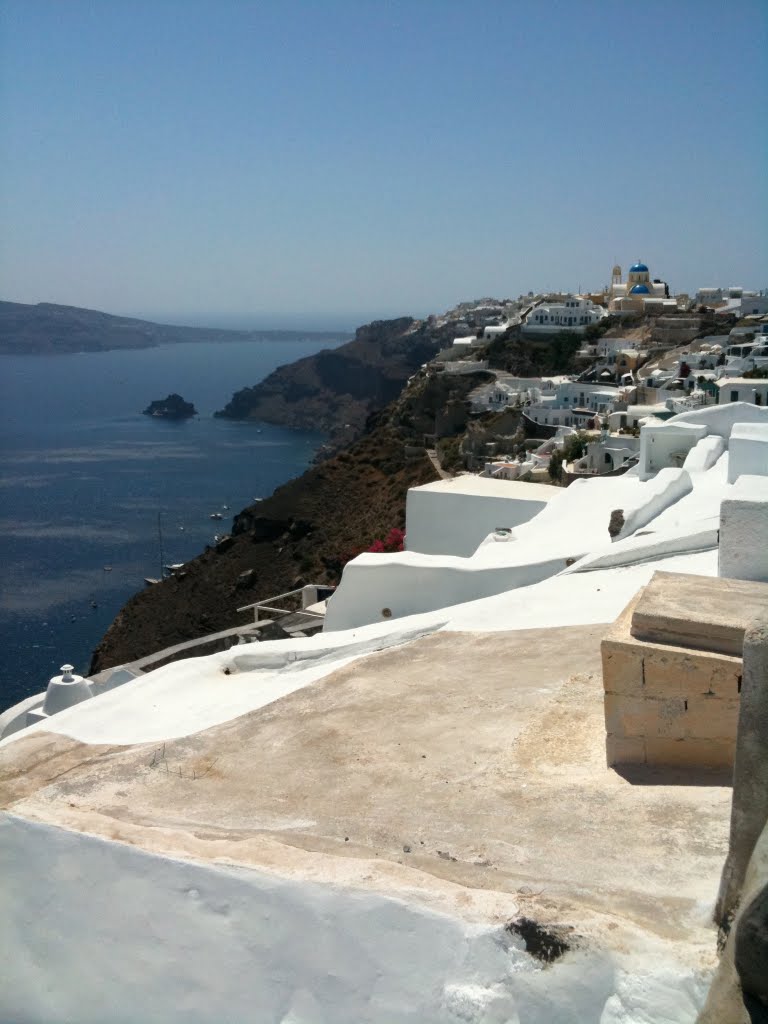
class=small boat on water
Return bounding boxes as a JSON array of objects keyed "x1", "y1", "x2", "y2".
[{"x1": 210, "y1": 512, "x2": 223, "y2": 520}]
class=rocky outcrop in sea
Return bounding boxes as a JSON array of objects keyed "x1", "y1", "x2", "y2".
[{"x1": 143, "y1": 394, "x2": 197, "y2": 419}]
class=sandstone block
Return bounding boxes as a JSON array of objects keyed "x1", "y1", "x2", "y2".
[
  {"x1": 603, "y1": 694, "x2": 646, "y2": 737},
  {"x1": 601, "y1": 642, "x2": 644, "y2": 695},
  {"x1": 645, "y1": 736, "x2": 735, "y2": 769},
  {"x1": 606, "y1": 734, "x2": 646, "y2": 767},
  {"x1": 642, "y1": 652, "x2": 718, "y2": 698},
  {"x1": 683, "y1": 698, "x2": 740, "y2": 741},
  {"x1": 644, "y1": 697, "x2": 688, "y2": 739}
]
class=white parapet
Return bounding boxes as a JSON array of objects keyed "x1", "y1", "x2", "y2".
[
  {"x1": 727, "y1": 422, "x2": 768, "y2": 484},
  {"x1": 666, "y1": 400, "x2": 768, "y2": 439},
  {"x1": 325, "y1": 469, "x2": 693, "y2": 631},
  {"x1": 637, "y1": 421, "x2": 706, "y2": 481},
  {"x1": 719, "y1": 475, "x2": 768, "y2": 582},
  {"x1": 405, "y1": 477, "x2": 555, "y2": 557},
  {"x1": 682, "y1": 434, "x2": 726, "y2": 474}
]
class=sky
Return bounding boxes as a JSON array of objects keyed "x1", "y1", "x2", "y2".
[{"x1": 1, "y1": 0, "x2": 766, "y2": 324}]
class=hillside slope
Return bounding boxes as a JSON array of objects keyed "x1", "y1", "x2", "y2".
[
  {"x1": 90, "y1": 366, "x2": 489, "y2": 672},
  {"x1": 214, "y1": 316, "x2": 460, "y2": 439}
]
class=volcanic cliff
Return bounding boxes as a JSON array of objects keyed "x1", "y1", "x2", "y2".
[
  {"x1": 213, "y1": 315, "x2": 464, "y2": 443},
  {"x1": 90, "y1": 329, "x2": 491, "y2": 672}
]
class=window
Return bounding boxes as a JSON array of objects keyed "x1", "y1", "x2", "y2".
[{"x1": 730, "y1": 391, "x2": 739, "y2": 402}]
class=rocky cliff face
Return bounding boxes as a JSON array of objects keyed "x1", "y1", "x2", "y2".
[
  {"x1": 90, "y1": 364, "x2": 487, "y2": 673},
  {"x1": 213, "y1": 316, "x2": 458, "y2": 442}
]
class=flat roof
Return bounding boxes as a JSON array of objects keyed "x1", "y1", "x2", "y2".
[
  {"x1": 411, "y1": 476, "x2": 558, "y2": 500},
  {"x1": 0, "y1": 624, "x2": 730, "y2": 962}
]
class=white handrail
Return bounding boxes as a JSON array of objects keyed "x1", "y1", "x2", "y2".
[
  {"x1": 238, "y1": 584, "x2": 334, "y2": 624},
  {"x1": 237, "y1": 585, "x2": 308, "y2": 613}
]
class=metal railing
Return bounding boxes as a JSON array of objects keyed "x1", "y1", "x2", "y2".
[{"x1": 237, "y1": 585, "x2": 332, "y2": 625}]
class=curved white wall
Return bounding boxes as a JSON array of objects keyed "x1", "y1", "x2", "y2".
[
  {"x1": 325, "y1": 551, "x2": 571, "y2": 630},
  {"x1": 668, "y1": 401, "x2": 768, "y2": 438},
  {"x1": 683, "y1": 435, "x2": 726, "y2": 474},
  {"x1": 638, "y1": 423, "x2": 705, "y2": 481},
  {"x1": 405, "y1": 478, "x2": 554, "y2": 557},
  {"x1": 325, "y1": 471, "x2": 692, "y2": 631}
]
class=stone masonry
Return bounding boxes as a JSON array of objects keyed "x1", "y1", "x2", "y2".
[{"x1": 602, "y1": 572, "x2": 768, "y2": 770}]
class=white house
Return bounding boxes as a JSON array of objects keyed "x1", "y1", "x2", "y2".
[
  {"x1": 522, "y1": 295, "x2": 606, "y2": 334},
  {"x1": 525, "y1": 381, "x2": 619, "y2": 429},
  {"x1": 469, "y1": 380, "x2": 521, "y2": 413},
  {"x1": 575, "y1": 434, "x2": 640, "y2": 475},
  {"x1": 740, "y1": 293, "x2": 768, "y2": 316},
  {"x1": 696, "y1": 287, "x2": 725, "y2": 306},
  {"x1": 480, "y1": 318, "x2": 520, "y2": 341},
  {"x1": 717, "y1": 340, "x2": 768, "y2": 377},
  {"x1": 716, "y1": 377, "x2": 768, "y2": 406}
]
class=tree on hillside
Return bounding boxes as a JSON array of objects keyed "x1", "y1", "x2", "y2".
[
  {"x1": 562, "y1": 431, "x2": 589, "y2": 462},
  {"x1": 548, "y1": 449, "x2": 564, "y2": 482}
]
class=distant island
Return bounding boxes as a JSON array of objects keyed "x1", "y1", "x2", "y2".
[
  {"x1": 143, "y1": 394, "x2": 197, "y2": 420},
  {"x1": 0, "y1": 300, "x2": 348, "y2": 355}
]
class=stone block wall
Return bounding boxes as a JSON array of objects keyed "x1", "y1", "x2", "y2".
[{"x1": 602, "y1": 597, "x2": 742, "y2": 769}]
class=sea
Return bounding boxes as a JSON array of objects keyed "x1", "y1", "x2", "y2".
[{"x1": 0, "y1": 333, "x2": 349, "y2": 711}]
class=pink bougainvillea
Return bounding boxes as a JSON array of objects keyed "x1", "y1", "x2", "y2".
[{"x1": 367, "y1": 527, "x2": 405, "y2": 553}]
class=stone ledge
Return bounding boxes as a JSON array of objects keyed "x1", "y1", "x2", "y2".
[
  {"x1": 629, "y1": 571, "x2": 768, "y2": 656},
  {"x1": 601, "y1": 572, "x2": 768, "y2": 770}
]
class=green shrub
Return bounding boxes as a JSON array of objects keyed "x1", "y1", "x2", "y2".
[{"x1": 549, "y1": 450, "x2": 563, "y2": 482}]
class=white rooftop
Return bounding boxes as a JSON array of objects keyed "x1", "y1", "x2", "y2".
[
  {"x1": 411, "y1": 475, "x2": 557, "y2": 500},
  {"x1": 2, "y1": 403, "x2": 768, "y2": 1023}
]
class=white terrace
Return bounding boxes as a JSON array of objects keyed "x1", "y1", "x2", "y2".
[{"x1": 1, "y1": 403, "x2": 767, "y2": 1024}]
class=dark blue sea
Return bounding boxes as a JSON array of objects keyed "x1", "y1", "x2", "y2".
[{"x1": 0, "y1": 336, "x2": 343, "y2": 709}]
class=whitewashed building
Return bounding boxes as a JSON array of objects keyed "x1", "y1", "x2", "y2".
[
  {"x1": 525, "y1": 381, "x2": 619, "y2": 429},
  {"x1": 522, "y1": 295, "x2": 606, "y2": 334},
  {"x1": 716, "y1": 377, "x2": 768, "y2": 406}
]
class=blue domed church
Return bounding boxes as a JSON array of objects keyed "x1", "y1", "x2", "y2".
[{"x1": 609, "y1": 262, "x2": 676, "y2": 312}]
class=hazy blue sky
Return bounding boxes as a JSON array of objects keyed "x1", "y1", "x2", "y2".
[{"x1": 1, "y1": 0, "x2": 766, "y2": 323}]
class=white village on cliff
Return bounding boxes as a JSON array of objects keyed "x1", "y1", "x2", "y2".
[{"x1": 2, "y1": 263, "x2": 768, "y2": 1023}]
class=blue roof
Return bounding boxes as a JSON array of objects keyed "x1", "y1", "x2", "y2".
[
  {"x1": 630, "y1": 262, "x2": 649, "y2": 273},
  {"x1": 630, "y1": 284, "x2": 650, "y2": 294}
]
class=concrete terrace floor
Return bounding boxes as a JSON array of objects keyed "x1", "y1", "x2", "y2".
[{"x1": 0, "y1": 625, "x2": 731, "y2": 964}]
